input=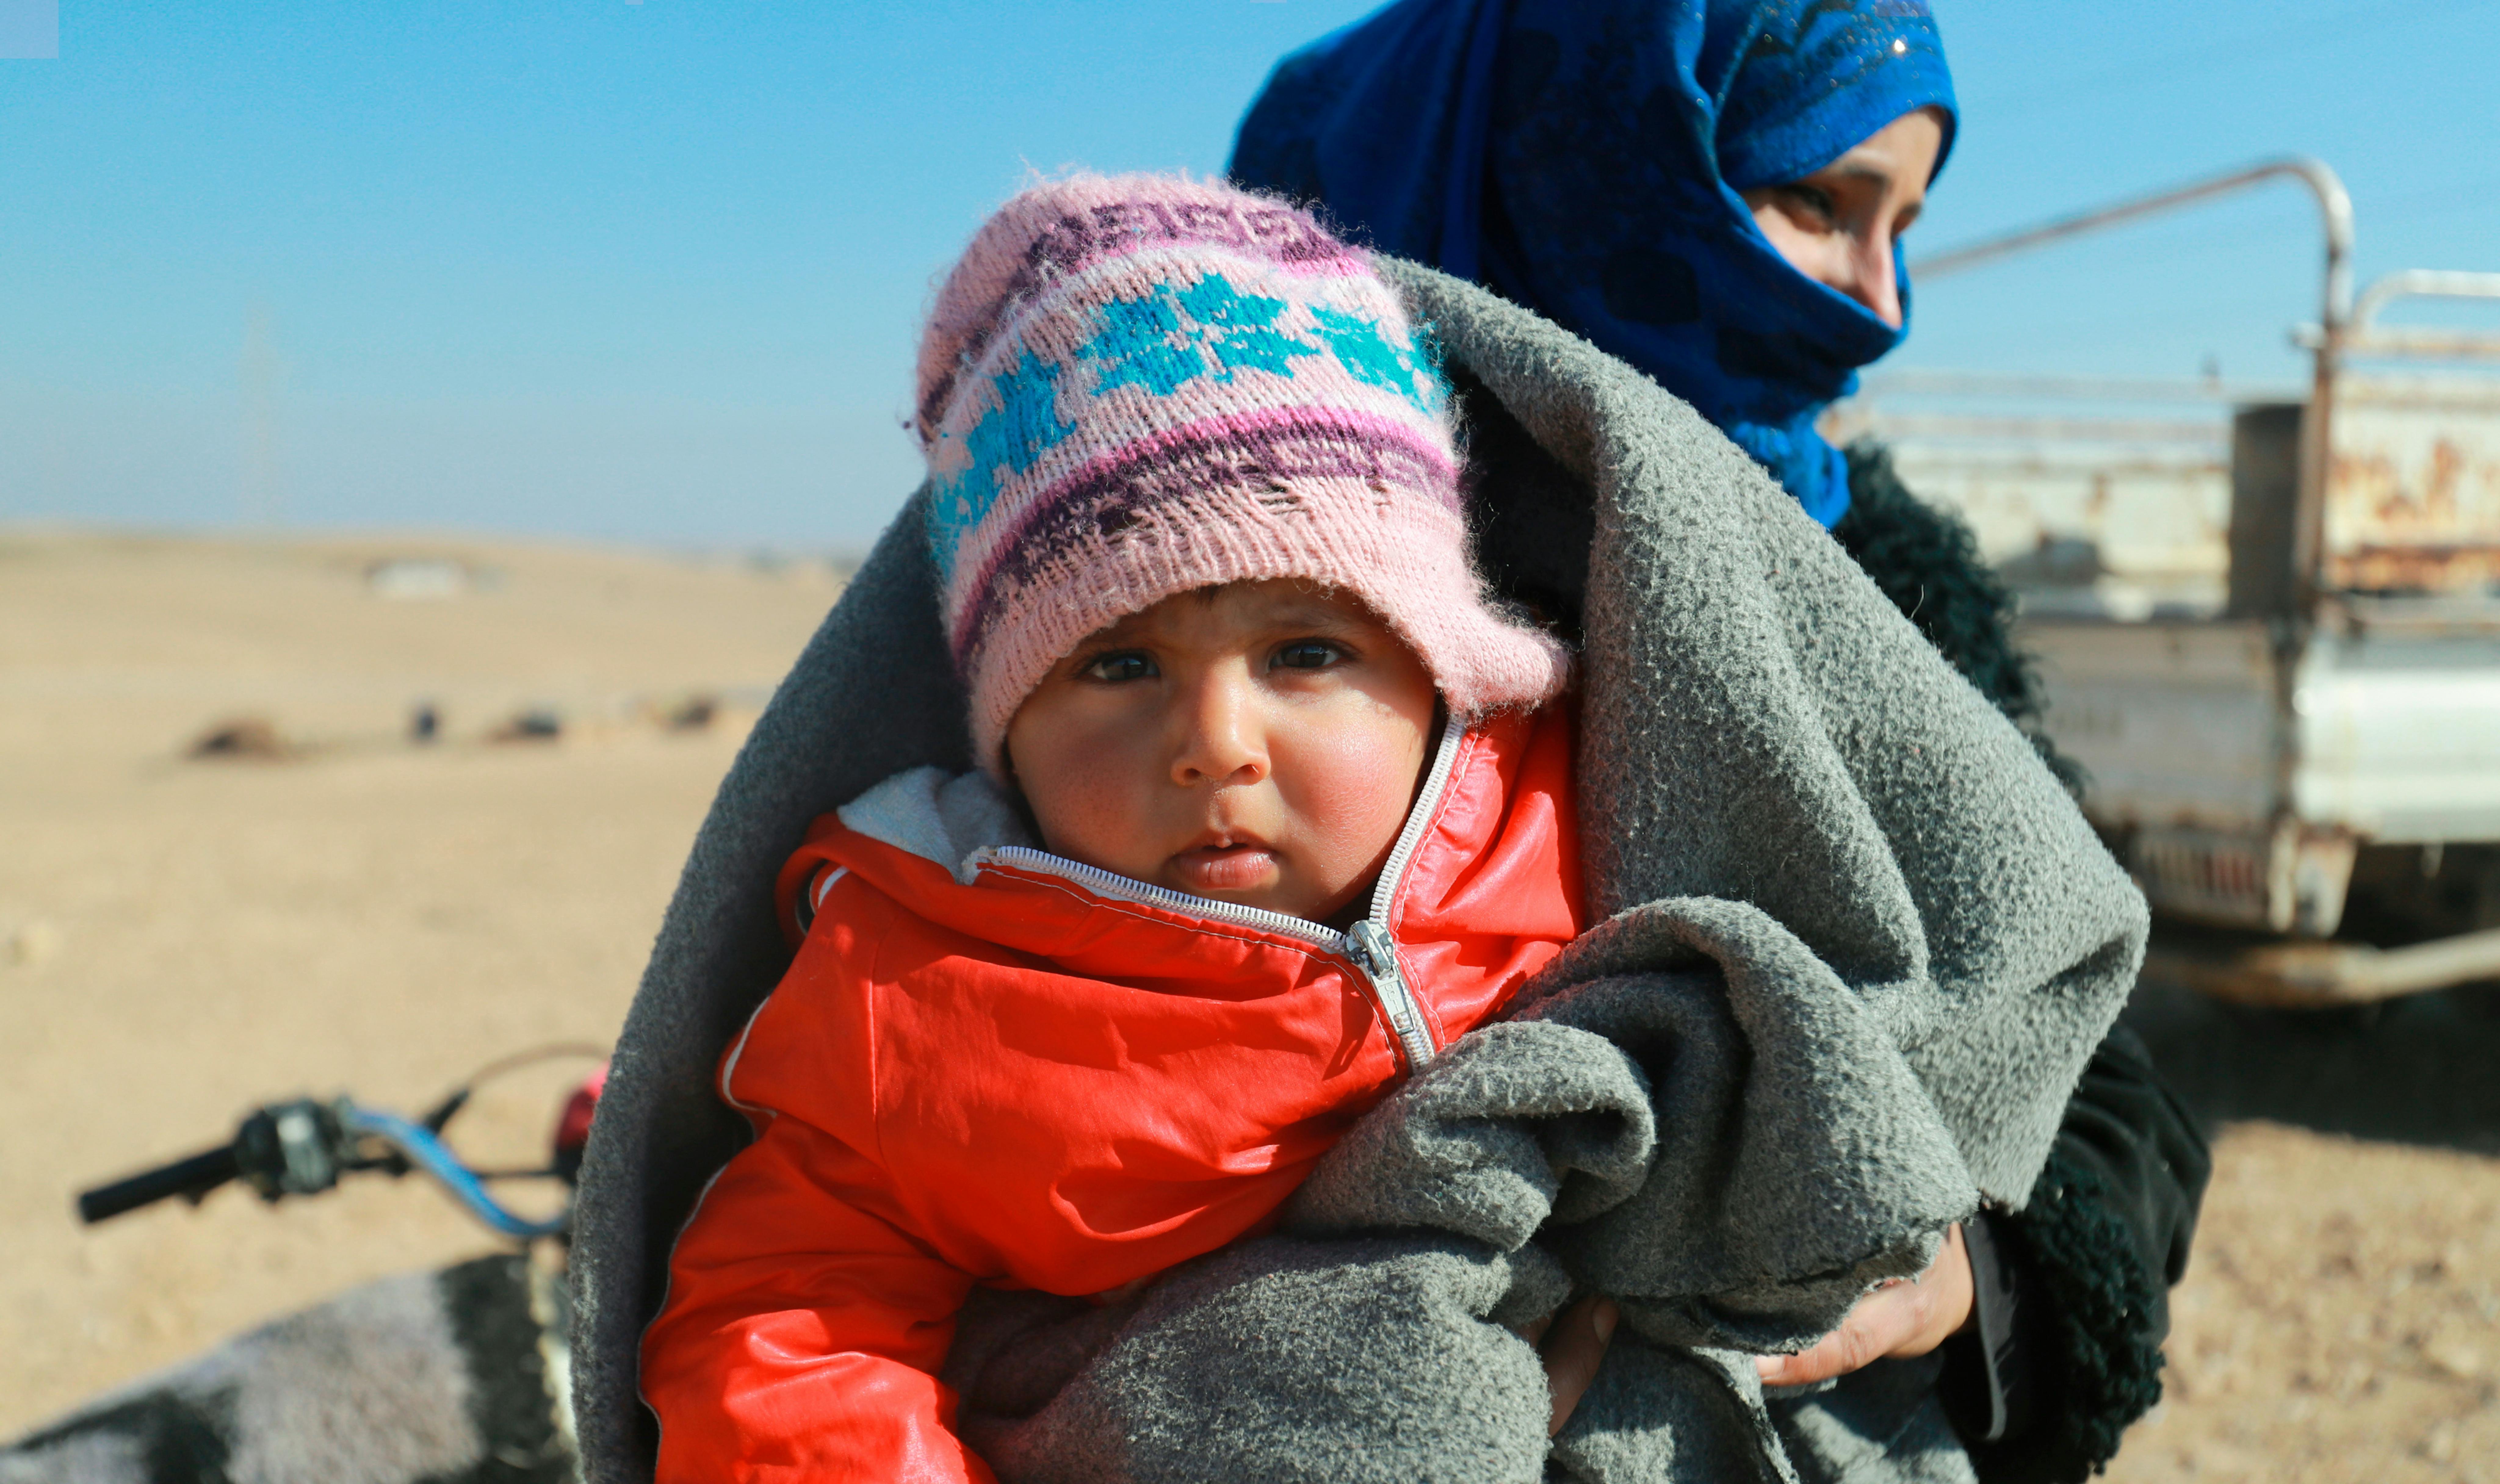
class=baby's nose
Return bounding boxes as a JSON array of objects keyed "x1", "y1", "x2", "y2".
[{"x1": 1170, "y1": 673, "x2": 1269, "y2": 786}]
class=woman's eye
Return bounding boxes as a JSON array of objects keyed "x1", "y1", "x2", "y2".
[
  {"x1": 1273, "y1": 641, "x2": 1342, "y2": 672},
  {"x1": 1784, "y1": 184, "x2": 1838, "y2": 226},
  {"x1": 1083, "y1": 652, "x2": 1155, "y2": 683}
]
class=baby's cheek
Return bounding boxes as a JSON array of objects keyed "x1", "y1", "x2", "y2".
[
  {"x1": 1035, "y1": 768, "x2": 1158, "y2": 874},
  {"x1": 1016, "y1": 726, "x2": 1158, "y2": 873},
  {"x1": 1281, "y1": 722, "x2": 1429, "y2": 878}
]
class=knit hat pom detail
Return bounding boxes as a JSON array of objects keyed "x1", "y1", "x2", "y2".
[{"x1": 917, "y1": 173, "x2": 1571, "y2": 771}]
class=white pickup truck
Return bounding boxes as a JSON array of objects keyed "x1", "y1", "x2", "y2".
[{"x1": 1831, "y1": 160, "x2": 2500, "y2": 1005}]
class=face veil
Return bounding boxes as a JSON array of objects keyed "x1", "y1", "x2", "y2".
[{"x1": 1231, "y1": 0, "x2": 1959, "y2": 528}]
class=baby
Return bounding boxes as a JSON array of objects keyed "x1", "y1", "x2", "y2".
[{"x1": 640, "y1": 176, "x2": 1581, "y2": 1482}]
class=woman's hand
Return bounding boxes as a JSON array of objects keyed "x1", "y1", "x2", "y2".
[
  {"x1": 1515, "y1": 1295, "x2": 1620, "y2": 1435},
  {"x1": 1755, "y1": 1223, "x2": 1974, "y2": 1388},
  {"x1": 1516, "y1": 1225, "x2": 1971, "y2": 1429}
]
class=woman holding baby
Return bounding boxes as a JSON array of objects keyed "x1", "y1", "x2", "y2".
[
  {"x1": 572, "y1": 4, "x2": 2207, "y2": 1483},
  {"x1": 1232, "y1": 2, "x2": 2209, "y2": 1478}
]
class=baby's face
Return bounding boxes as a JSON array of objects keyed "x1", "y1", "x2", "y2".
[{"x1": 1005, "y1": 581, "x2": 1438, "y2": 923}]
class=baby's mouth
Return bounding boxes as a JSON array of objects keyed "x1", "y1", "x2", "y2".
[{"x1": 1171, "y1": 839, "x2": 1281, "y2": 895}]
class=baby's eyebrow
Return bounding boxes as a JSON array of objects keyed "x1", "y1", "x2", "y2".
[
  {"x1": 1253, "y1": 593, "x2": 1374, "y2": 627},
  {"x1": 1263, "y1": 618, "x2": 1370, "y2": 645},
  {"x1": 1266, "y1": 607, "x2": 1353, "y2": 627},
  {"x1": 1069, "y1": 621, "x2": 1152, "y2": 652}
]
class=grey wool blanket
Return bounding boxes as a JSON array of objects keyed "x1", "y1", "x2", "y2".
[{"x1": 569, "y1": 260, "x2": 2146, "y2": 1484}]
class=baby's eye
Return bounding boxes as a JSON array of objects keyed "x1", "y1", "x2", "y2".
[
  {"x1": 1273, "y1": 640, "x2": 1343, "y2": 672},
  {"x1": 1082, "y1": 651, "x2": 1156, "y2": 683}
]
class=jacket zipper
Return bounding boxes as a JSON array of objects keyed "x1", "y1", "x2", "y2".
[{"x1": 970, "y1": 716, "x2": 1465, "y2": 1073}]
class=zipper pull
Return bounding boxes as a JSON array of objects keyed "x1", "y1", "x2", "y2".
[{"x1": 1346, "y1": 920, "x2": 1436, "y2": 1072}]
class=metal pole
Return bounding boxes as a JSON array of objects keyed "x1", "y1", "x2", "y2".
[
  {"x1": 2331, "y1": 269, "x2": 2500, "y2": 360},
  {"x1": 1910, "y1": 156, "x2": 2353, "y2": 604},
  {"x1": 1911, "y1": 156, "x2": 2352, "y2": 308}
]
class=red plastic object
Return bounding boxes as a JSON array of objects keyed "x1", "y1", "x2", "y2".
[{"x1": 553, "y1": 1062, "x2": 609, "y2": 1167}]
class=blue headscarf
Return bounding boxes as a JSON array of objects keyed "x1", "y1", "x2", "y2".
[{"x1": 1230, "y1": 0, "x2": 1957, "y2": 527}]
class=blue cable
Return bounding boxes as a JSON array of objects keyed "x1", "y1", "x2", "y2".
[{"x1": 343, "y1": 1104, "x2": 570, "y2": 1241}]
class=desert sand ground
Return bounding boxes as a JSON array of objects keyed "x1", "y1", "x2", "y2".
[
  {"x1": 5, "y1": 530, "x2": 2496, "y2": 1479},
  {"x1": 0, "y1": 530, "x2": 837, "y2": 1432}
]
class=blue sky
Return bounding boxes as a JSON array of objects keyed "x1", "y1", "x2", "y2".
[{"x1": 5, "y1": 1, "x2": 2497, "y2": 546}]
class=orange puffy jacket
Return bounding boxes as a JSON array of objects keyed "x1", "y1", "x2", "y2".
[{"x1": 640, "y1": 706, "x2": 1582, "y2": 1483}]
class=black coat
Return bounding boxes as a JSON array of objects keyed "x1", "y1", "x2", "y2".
[{"x1": 1835, "y1": 447, "x2": 2210, "y2": 1484}]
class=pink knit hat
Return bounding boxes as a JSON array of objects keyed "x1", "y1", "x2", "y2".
[{"x1": 916, "y1": 174, "x2": 1570, "y2": 772}]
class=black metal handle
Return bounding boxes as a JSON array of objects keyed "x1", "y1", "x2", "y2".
[{"x1": 77, "y1": 1145, "x2": 241, "y2": 1224}]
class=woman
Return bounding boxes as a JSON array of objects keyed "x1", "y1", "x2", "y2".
[
  {"x1": 1231, "y1": 3, "x2": 2207, "y2": 1480},
  {"x1": 575, "y1": 218, "x2": 2155, "y2": 1484},
  {"x1": 563, "y1": 13, "x2": 2193, "y2": 1483}
]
